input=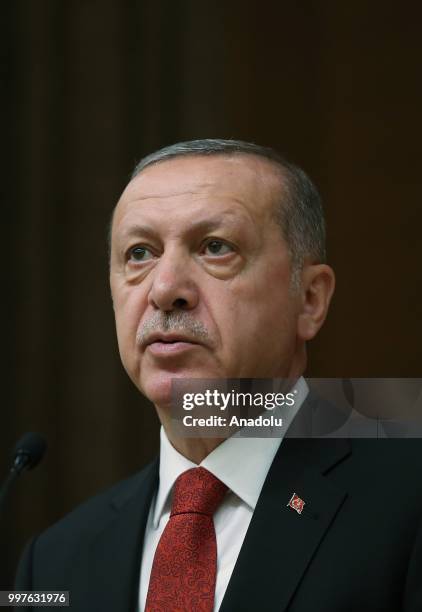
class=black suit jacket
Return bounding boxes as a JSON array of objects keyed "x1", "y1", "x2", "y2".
[{"x1": 15, "y1": 435, "x2": 422, "y2": 611}]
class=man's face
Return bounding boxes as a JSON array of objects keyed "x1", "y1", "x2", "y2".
[{"x1": 110, "y1": 155, "x2": 303, "y2": 408}]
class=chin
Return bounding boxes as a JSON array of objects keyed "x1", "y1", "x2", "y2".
[
  {"x1": 139, "y1": 370, "x2": 197, "y2": 410},
  {"x1": 141, "y1": 377, "x2": 174, "y2": 409},
  {"x1": 139, "y1": 366, "x2": 222, "y2": 410}
]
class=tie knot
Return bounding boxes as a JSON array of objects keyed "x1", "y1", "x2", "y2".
[{"x1": 171, "y1": 467, "x2": 228, "y2": 517}]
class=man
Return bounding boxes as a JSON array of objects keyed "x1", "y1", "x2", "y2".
[{"x1": 16, "y1": 140, "x2": 422, "y2": 611}]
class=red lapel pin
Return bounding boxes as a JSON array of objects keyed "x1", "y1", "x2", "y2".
[{"x1": 287, "y1": 492, "x2": 305, "y2": 514}]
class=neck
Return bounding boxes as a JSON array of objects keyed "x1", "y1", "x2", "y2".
[
  {"x1": 157, "y1": 372, "x2": 306, "y2": 465},
  {"x1": 164, "y1": 432, "x2": 225, "y2": 464}
]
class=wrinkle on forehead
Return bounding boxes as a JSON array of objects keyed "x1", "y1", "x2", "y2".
[
  {"x1": 114, "y1": 154, "x2": 286, "y2": 227},
  {"x1": 122, "y1": 187, "x2": 217, "y2": 202}
]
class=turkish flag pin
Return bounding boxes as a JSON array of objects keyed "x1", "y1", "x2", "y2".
[{"x1": 287, "y1": 493, "x2": 305, "y2": 514}]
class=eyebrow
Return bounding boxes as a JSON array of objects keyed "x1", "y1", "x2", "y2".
[
  {"x1": 118, "y1": 211, "x2": 247, "y2": 241},
  {"x1": 119, "y1": 224, "x2": 157, "y2": 240}
]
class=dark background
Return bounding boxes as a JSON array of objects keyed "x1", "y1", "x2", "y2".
[{"x1": 1, "y1": 0, "x2": 421, "y2": 589}]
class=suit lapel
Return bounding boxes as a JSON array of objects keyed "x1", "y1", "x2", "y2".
[
  {"x1": 70, "y1": 458, "x2": 158, "y2": 612},
  {"x1": 220, "y1": 438, "x2": 351, "y2": 612}
]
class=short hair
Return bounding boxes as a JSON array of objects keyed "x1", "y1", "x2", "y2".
[{"x1": 129, "y1": 139, "x2": 326, "y2": 285}]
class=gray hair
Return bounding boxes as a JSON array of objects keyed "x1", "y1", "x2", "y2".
[{"x1": 129, "y1": 139, "x2": 326, "y2": 285}]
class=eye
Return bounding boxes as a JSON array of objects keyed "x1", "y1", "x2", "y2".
[
  {"x1": 128, "y1": 246, "x2": 155, "y2": 262},
  {"x1": 203, "y1": 239, "x2": 234, "y2": 256}
]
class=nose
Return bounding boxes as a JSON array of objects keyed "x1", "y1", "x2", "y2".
[{"x1": 147, "y1": 248, "x2": 199, "y2": 312}]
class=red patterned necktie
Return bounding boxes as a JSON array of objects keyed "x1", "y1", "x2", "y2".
[{"x1": 145, "y1": 467, "x2": 228, "y2": 612}]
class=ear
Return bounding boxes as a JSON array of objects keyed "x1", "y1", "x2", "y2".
[{"x1": 297, "y1": 264, "x2": 335, "y2": 341}]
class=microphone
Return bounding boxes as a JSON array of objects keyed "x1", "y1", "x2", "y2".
[{"x1": 0, "y1": 432, "x2": 47, "y2": 515}]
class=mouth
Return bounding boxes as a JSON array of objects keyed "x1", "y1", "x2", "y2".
[{"x1": 144, "y1": 333, "x2": 200, "y2": 356}]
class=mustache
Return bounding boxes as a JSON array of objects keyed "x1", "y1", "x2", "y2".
[{"x1": 136, "y1": 311, "x2": 210, "y2": 346}]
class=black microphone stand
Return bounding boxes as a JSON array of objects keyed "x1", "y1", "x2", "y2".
[{"x1": 0, "y1": 453, "x2": 31, "y2": 516}]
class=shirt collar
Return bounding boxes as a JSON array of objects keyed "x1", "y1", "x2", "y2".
[{"x1": 153, "y1": 376, "x2": 308, "y2": 528}]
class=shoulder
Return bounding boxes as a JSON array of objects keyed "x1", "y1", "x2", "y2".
[
  {"x1": 15, "y1": 458, "x2": 159, "y2": 592},
  {"x1": 326, "y1": 439, "x2": 422, "y2": 516},
  {"x1": 348, "y1": 438, "x2": 422, "y2": 473},
  {"x1": 34, "y1": 457, "x2": 158, "y2": 554}
]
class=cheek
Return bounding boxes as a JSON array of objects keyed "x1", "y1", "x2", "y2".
[
  {"x1": 226, "y1": 264, "x2": 293, "y2": 320},
  {"x1": 211, "y1": 268, "x2": 296, "y2": 349},
  {"x1": 113, "y1": 286, "x2": 146, "y2": 347}
]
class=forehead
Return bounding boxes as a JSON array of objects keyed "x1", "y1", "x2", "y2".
[{"x1": 113, "y1": 154, "x2": 283, "y2": 231}]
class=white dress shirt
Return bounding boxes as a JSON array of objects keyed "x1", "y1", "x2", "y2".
[{"x1": 138, "y1": 377, "x2": 308, "y2": 611}]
